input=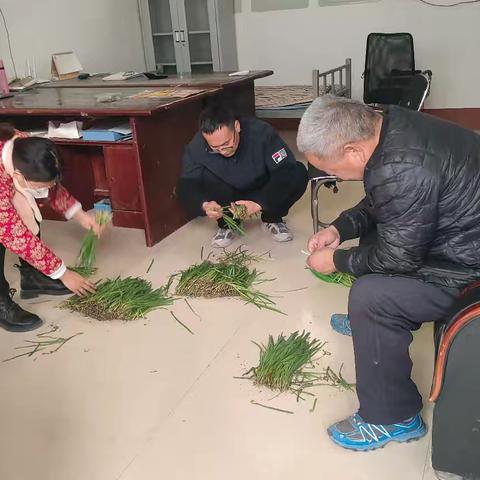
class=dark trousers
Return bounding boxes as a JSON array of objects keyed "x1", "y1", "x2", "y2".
[
  {"x1": 349, "y1": 274, "x2": 457, "y2": 424},
  {"x1": 177, "y1": 162, "x2": 308, "y2": 227},
  {"x1": 0, "y1": 244, "x2": 9, "y2": 296},
  {"x1": 0, "y1": 225, "x2": 41, "y2": 296}
]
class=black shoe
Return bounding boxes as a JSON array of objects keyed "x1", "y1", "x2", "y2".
[
  {"x1": 16, "y1": 264, "x2": 70, "y2": 300},
  {"x1": 0, "y1": 289, "x2": 43, "y2": 332}
]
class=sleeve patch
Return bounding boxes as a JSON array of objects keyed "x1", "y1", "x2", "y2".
[{"x1": 272, "y1": 148, "x2": 287, "y2": 164}]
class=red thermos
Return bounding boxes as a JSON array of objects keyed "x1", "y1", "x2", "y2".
[{"x1": 0, "y1": 60, "x2": 10, "y2": 95}]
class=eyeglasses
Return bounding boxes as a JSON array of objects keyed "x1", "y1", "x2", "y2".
[{"x1": 207, "y1": 130, "x2": 237, "y2": 154}]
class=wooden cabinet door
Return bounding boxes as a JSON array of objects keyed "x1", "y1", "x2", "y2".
[
  {"x1": 39, "y1": 145, "x2": 96, "y2": 221},
  {"x1": 103, "y1": 145, "x2": 142, "y2": 212}
]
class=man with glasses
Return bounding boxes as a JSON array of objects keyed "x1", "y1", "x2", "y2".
[{"x1": 177, "y1": 103, "x2": 308, "y2": 247}]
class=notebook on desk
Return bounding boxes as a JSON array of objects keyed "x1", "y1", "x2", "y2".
[{"x1": 83, "y1": 121, "x2": 132, "y2": 142}]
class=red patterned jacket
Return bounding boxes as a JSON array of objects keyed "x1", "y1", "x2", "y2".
[{"x1": 0, "y1": 140, "x2": 81, "y2": 278}]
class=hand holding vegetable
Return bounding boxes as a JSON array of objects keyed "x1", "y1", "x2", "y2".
[
  {"x1": 307, "y1": 247, "x2": 336, "y2": 274},
  {"x1": 232, "y1": 200, "x2": 261, "y2": 217},
  {"x1": 307, "y1": 225, "x2": 340, "y2": 253},
  {"x1": 202, "y1": 201, "x2": 223, "y2": 220},
  {"x1": 74, "y1": 210, "x2": 105, "y2": 237},
  {"x1": 61, "y1": 270, "x2": 96, "y2": 296}
]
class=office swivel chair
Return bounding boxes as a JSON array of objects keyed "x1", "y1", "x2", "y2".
[{"x1": 309, "y1": 32, "x2": 432, "y2": 233}]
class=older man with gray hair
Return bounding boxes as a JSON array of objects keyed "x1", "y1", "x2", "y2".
[{"x1": 297, "y1": 95, "x2": 480, "y2": 452}]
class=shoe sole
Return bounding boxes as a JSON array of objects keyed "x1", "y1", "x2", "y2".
[
  {"x1": 20, "y1": 289, "x2": 71, "y2": 300},
  {"x1": 272, "y1": 236, "x2": 293, "y2": 243},
  {"x1": 328, "y1": 425, "x2": 428, "y2": 452},
  {"x1": 261, "y1": 224, "x2": 293, "y2": 242}
]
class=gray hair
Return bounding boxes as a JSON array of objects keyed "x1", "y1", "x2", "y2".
[{"x1": 297, "y1": 95, "x2": 380, "y2": 157}]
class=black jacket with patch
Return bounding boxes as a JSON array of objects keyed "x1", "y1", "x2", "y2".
[
  {"x1": 178, "y1": 117, "x2": 297, "y2": 213},
  {"x1": 333, "y1": 106, "x2": 480, "y2": 290}
]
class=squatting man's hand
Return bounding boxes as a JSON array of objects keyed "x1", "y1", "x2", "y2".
[
  {"x1": 202, "y1": 201, "x2": 223, "y2": 220},
  {"x1": 232, "y1": 200, "x2": 262, "y2": 216}
]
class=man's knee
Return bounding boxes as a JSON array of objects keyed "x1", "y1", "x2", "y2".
[
  {"x1": 348, "y1": 274, "x2": 391, "y2": 321},
  {"x1": 295, "y1": 162, "x2": 309, "y2": 192},
  {"x1": 283, "y1": 162, "x2": 308, "y2": 204}
]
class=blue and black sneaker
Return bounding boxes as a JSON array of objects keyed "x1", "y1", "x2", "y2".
[
  {"x1": 328, "y1": 412, "x2": 427, "y2": 451},
  {"x1": 330, "y1": 313, "x2": 352, "y2": 336}
]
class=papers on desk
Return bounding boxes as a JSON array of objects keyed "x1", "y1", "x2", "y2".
[
  {"x1": 9, "y1": 77, "x2": 52, "y2": 92},
  {"x1": 102, "y1": 71, "x2": 143, "y2": 81},
  {"x1": 128, "y1": 87, "x2": 206, "y2": 99},
  {"x1": 47, "y1": 121, "x2": 83, "y2": 139}
]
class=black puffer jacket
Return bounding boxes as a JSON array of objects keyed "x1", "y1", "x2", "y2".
[{"x1": 333, "y1": 106, "x2": 480, "y2": 290}]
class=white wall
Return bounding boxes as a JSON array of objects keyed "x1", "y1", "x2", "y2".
[
  {"x1": 234, "y1": 0, "x2": 480, "y2": 108},
  {"x1": 0, "y1": 0, "x2": 146, "y2": 82}
]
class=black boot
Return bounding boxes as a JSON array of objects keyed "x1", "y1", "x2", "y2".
[
  {"x1": 17, "y1": 264, "x2": 70, "y2": 299},
  {"x1": 0, "y1": 288, "x2": 43, "y2": 332}
]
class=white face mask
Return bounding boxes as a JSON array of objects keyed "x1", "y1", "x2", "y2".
[
  {"x1": 13, "y1": 171, "x2": 51, "y2": 199},
  {"x1": 25, "y1": 187, "x2": 49, "y2": 199},
  {"x1": 25, "y1": 183, "x2": 50, "y2": 199}
]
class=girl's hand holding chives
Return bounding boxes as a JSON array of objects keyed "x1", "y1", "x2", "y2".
[{"x1": 74, "y1": 210, "x2": 105, "y2": 237}]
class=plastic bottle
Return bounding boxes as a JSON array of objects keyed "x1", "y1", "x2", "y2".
[{"x1": 0, "y1": 60, "x2": 10, "y2": 95}]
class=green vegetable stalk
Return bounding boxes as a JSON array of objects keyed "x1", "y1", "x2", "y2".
[
  {"x1": 60, "y1": 276, "x2": 174, "y2": 321},
  {"x1": 309, "y1": 269, "x2": 355, "y2": 288},
  {"x1": 68, "y1": 266, "x2": 98, "y2": 278},
  {"x1": 170, "y1": 247, "x2": 280, "y2": 313},
  {"x1": 242, "y1": 331, "x2": 355, "y2": 400},
  {"x1": 75, "y1": 210, "x2": 112, "y2": 271},
  {"x1": 221, "y1": 204, "x2": 248, "y2": 235}
]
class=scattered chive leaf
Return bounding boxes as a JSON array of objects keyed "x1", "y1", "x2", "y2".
[{"x1": 170, "y1": 311, "x2": 194, "y2": 335}]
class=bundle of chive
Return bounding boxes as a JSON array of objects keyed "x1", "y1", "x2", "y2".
[
  {"x1": 60, "y1": 276, "x2": 174, "y2": 321},
  {"x1": 170, "y1": 247, "x2": 279, "y2": 312},
  {"x1": 221, "y1": 204, "x2": 248, "y2": 235},
  {"x1": 71, "y1": 207, "x2": 113, "y2": 277},
  {"x1": 302, "y1": 251, "x2": 355, "y2": 288},
  {"x1": 243, "y1": 331, "x2": 354, "y2": 399},
  {"x1": 309, "y1": 269, "x2": 355, "y2": 288}
]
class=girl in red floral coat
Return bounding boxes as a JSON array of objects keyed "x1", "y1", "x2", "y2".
[{"x1": 0, "y1": 124, "x2": 101, "y2": 332}]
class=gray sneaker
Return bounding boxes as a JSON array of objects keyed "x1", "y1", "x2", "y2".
[
  {"x1": 263, "y1": 222, "x2": 293, "y2": 242},
  {"x1": 211, "y1": 228, "x2": 235, "y2": 248}
]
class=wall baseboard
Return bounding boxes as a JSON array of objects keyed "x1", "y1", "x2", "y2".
[{"x1": 264, "y1": 108, "x2": 480, "y2": 131}]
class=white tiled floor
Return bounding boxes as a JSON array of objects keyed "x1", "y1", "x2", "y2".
[{"x1": 0, "y1": 132, "x2": 438, "y2": 480}]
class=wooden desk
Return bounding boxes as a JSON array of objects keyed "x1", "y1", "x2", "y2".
[
  {"x1": 0, "y1": 71, "x2": 272, "y2": 246},
  {"x1": 40, "y1": 71, "x2": 272, "y2": 90}
]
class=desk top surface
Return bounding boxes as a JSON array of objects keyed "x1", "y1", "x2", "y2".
[
  {"x1": 0, "y1": 86, "x2": 220, "y2": 117},
  {"x1": 40, "y1": 70, "x2": 273, "y2": 89}
]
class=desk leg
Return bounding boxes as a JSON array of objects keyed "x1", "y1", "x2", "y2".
[{"x1": 132, "y1": 100, "x2": 202, "y2": 247}]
